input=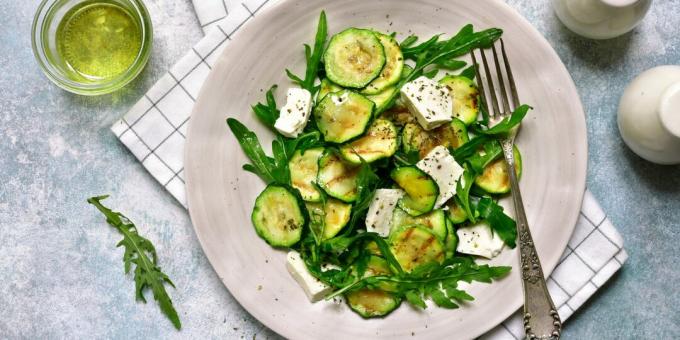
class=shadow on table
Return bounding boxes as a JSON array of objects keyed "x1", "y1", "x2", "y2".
[
  {"x1": 621, "y1": 144, "x2": 680, "y2": 193},
  {"x1": 552, "y1": 12, "x2": 635, "y2": 68}
]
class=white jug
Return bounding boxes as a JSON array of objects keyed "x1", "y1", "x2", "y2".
[
  {"x1": 553, "y1": 0, "x2": 652, "y2": 39},
  {"x1": 618, "y1": 66, "x2": 680, "y2": 165}
]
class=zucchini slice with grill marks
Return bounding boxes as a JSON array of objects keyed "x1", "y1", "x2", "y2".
[
  {"x1": 346, "y1": 256, "x2": 401, "y2": 318},
  {"x1": 366, "y1": 65, "x2": 413, "y2": 112},
  {"x1": 475, "y1": 145, "x2": 522, "y2": 194},
  {"x1": 361, "y1": 33, "x2": 404, "y2": 94},
  {"x1": 444, "y1": 218, "x2": 459, "y2": 259},
  {"x1": 401, "y1": 118, "x2": 469, "y2": 158},
  {"x1": 439, "y1": 75, "x2": 479, "y2": 125},
  {"x1": 318, "y1": 78, "x2": 343, "y2": 100},
  {"x1": 389, "y1": 225, "x2": 445, "y2": 272},
  {"x1": 251, "y1": 185, "x2": 305, "y2": 247},
  {"x1": 390, "y1": 166, "x2": 438, "y2": 216},
  {"x1": 339, "y1": 119, "x2": 398, "y2": 164},
  {"x1": 391, "y1": 207, "x2": 447, "y2": 240},
  {"x1": 289, "y1": 147, "x2": 324, "y2": 202},
  {"x1": 324, "y1": 28, "x2": 386, "y2": 88},
  {"x1": 317, "y1": 150, "x2": 360, "y2": 202},
  {"x1": 445, "y1": 198, "x2": 468, "y2": 224},
  {"x1": 314, "y1": 90, "x2": 374, "y2": 143},
  {"x1": 306, "y1": 198, "x2": 352, "y2": 240}
]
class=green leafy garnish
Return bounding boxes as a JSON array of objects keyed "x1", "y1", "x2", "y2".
[
  {"x1": 227, "y1": 118, "x2": 282, "y2": 184},
  {"x1": 455, "y1": 167, "x2": 477, "y2": 223},
  {"x1": 476, "y1": 198, "x2": 518, "y2": 248},
  {"x1": 473, "y1": 104, "x2": 531, "y2": 135},
  {"x1": 87, "y1": 196, "x2": 181, "y2": 330},
  {"x1": 286, "y1": 11, "x2": 328, "y2": 96},
  {"x1": 252, "y1": 85, "x2": 280, "y2": 130}
]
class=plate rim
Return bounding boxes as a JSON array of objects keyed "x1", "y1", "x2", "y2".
[{"x1": 184, "y1": 0, "x2": 588, "y2": 338}]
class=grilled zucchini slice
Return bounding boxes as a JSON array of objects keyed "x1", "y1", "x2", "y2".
[
  {"x1": 324, "y1": 28, "x2": 386, "y2": 88},
  {"x1": 361, "y1": 33, "x2": 404, "y2": 94},
  {"x1": 318, "y1": 78, "x2": 343, "y2": 100},
  {"x1": 339, "y1": 118, "x2": 398, "y2": 164},
  {"x1": 475, "y1": 145, "x2": 522, "y2": 194},
  {"x1": 366, "y1": 65, "x2": 413, "y2": 112},
  {"x1": 317, "y1": 151, "x2": 360, "y2": 202},
  {"x1": 346, "y1": 256, "x2": 401, "y2": 318},
  {"x1": 401, "y1": 118, "x2": 469, "y2": 158},
  {"x1": 439, "y1": 75, "x2": 479, "y2": 125},
  {"x1": 445, "y1": 198, "x2": 468, "y2": 224},
  {"x1": 251, "y1": 185, "x2": 305, "y2": 247},
  {"x1": 314, "y1": 90, "x2": 374, "y2": 143},
  {"x1": 289, "y1": 147, "x2": 324, "y2": 202},
  {"x1": 389, "y1": 225, "x2": 445, "y2": 272},
  {"x1": 390, "y1": 166, "x2": 438, "y2": 216},
  {"x1": 444, "y1": 218, "x2": 458, "y2": 259},
  {"x1": 391, "y1": 207, "x2": 447, "y2": 240},
  {"x1": 306, "y1": 198, "x2": 352, "y2": 240}
]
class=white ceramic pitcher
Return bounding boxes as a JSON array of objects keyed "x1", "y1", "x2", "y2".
[
  {"x1": 553, "y1": 0, "x2": 652, "y2": 39},
  {"x1": 618, "y1": 66, "x2": 680, "y2": 165}
]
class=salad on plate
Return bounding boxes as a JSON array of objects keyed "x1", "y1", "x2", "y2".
[{"x1": 227, "y1": 11, "x2": 530, "y2": 318}]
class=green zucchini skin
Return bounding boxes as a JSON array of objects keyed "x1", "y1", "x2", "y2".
[
  {"x1": 445, "y1": 198, "x2": 468, "y2": 224},
  {"x1": 251, "y1": 184, "x2": 305, "y2": 247},
  {"x1": 346, "y1": 255, "x2": 401, "y2": 318},
  {"x1": 391, "y1": 207, "x2": 447, "y2": 240},
  {"x1": 390, "y1": 166, "x2": 439, "y2": 216},
  {"x1": 289, "y1": 147, "x2": 324, "y2": 202},
  {"x1": 475, "y1": 145, "x2": 522, "y2": 194},
  {"x1": 318, "y1": 78, "x2": 343, "y2": 101},
  {"x1": 313, "y1": 90, "x2": 374, "y2": 143},
  {"x1": 439, "y1": 75, "x2": 480, "y2": 125},
  {"x1": 389, "y1": 225, "x2": 446, "y2": 272},
  {"x1": 339, "y1": 118, "x2": 398, "y2": 164},
  {"x1": 324, "y1": 28, "x2": 386, "y2": 88},
  {"x1": 305, "y1": 198, "x2": 352, "y2": 240},
  {"x1": 317, "y1": 150, "x2": 360, "y2": 202},
  {"x1": 361, "y1": 33, "x2": 404, "y2": 94},
  {"x1": 444, "y1": 218, "x2": 459, "y2": 259}
]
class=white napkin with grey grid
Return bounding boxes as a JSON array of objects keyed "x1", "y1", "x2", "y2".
[{"x1": 110, "y1": 1, "x2": 628, "y2": 338}]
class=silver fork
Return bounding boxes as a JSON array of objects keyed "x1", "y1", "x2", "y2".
[{"x1": 471, "y1": 40, "x2": 562, "y2": 340}]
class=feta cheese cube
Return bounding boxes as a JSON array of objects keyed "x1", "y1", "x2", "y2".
[
  {"x1": 416, "y1": 145, "x2": 464, "y2": 208},
  {"x1": 400, "y1": 76, "x2": 453, "y2": 130},
  {"x1": 456, "y1": 222, "x2": 506, "y2": 259},
  {"x1": 365, "y1": 189, "x2": 404, "y2": 237},
  {"x1": 274, "y1": 88, "x2": 312, "y2": 138},
  {"x1": 285, "y1": 250, "x2": 331, "y2": 302}
]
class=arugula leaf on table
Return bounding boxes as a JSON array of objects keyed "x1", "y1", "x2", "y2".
[
  {"x1": 87, "y1": 196, "x2": 181, "y2": 330},
  {"x1": 455, "y1": 167, "x2": 477, "y2": 223},
  {"x1": 472, "y1": 104, "x2": 531, "y2": 135},
  {"x1": 286, "y1": 11, "x2": 328, "y2": 96},
  {"x1": 476, "y1": 197, "x2": 517, "y2": 248},
  {"x1": 251, "y1": 85, "x2": 280, "y2": 130}
]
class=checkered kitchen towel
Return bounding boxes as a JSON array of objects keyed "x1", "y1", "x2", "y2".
[{"x1": 110, "y1": 1, "x2": 628, "y2": 338}]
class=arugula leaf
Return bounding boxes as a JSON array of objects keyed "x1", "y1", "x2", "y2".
[
  {"x1": 436, "y1": 59, "x2": 467, "y2": 70},
  {"x1": 399, "y1": 35, "x2": 418, "y2": 49},
  {"x1": 342, "y1": 161, "x2": 380, "y2": 235},
  {"x1": 286, "y1": 11, "x2": 327, "y2": 95},
  {"x1": 87, "y1": 196, "x2": 181, "y2": 330},
  {"x1": 227, "y1": 118, "x2": 278, "y2": 183},
  {"x1": 392, "y1": 149, "x2": 420, "y2": 167},
  {"x1": 459, "y1": 64, "x2": 477, "y2": 80},
  {"x1": 466, "y1": 140, "x2": 503, "y2": 174},
  {"x1": 473, "y1": 104, "x2": 531, "y2": 135},
  {"x1": 476, "y1": 198, "x2": 517, "y2": 248},
  {"x1": 455, "y1": 167, "x2": 477, "y2": 223},
  {"x1": 252, "y1": 85, "x2": 279, "y2": 130},
  {"x1": 452, "y1": 135, "x2": 493, "y2": 161}
]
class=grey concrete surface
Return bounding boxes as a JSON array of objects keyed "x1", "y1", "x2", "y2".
[{"x1": 0, "y1": 0, "x2": 678, "y2": 338}]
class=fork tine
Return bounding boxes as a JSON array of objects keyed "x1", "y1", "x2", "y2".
[
  {"x1": 491, "y1": 44, "x2": 512, "y2": 114},
  {"x1": 470, "y1": 50, "x2": 490, "y2": 121},
  {"x1": 500, "y1": 39, "x2": 520, "y2": 108},
  {"x1": 478, "y1": 48, "x2": 502, "y2": 119}
]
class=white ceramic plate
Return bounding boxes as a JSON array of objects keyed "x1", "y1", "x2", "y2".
[{"x1": 185, "y1": 0, "x2": 587, "y2": 338}]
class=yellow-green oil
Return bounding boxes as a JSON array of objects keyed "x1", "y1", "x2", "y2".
[{"x1": 56, "y1": 1, "x2": 142, "y2": 82}]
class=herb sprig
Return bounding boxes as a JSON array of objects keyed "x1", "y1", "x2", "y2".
[
  {"x1": 286, "y1": 11, "x2": 328, "y2": 96},
  {"x1": 87, "y1": 196, "x2": 181, "y2": 330}
]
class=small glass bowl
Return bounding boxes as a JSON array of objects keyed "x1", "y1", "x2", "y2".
[{"x1": 32, "y1": 0, "x2": 153, "y2": 95}]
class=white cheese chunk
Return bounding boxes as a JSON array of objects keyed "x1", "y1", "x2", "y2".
[
  {"x1": 285, "y1": 250, "x2": 332, "y2": 302},
  {"x1": 400, "y1": 76, "x2": 453, "y2": 130},
  {"x1": 365, "y1": 189, "x2": 404, "y2": 237},
  {"x1": 274, "y1": 88, "x2": 312, "y2": 138},
  {"x1": 416, "y1": 145, "x2": 464, "y2": 208},
  {"x1": 456, "y1": 222, "x2": 506, "y2": 259}
]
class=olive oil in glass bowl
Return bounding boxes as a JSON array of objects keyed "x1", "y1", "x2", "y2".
[{"x1": 32, "y1": 0, "x2": 152, "y2": 95}]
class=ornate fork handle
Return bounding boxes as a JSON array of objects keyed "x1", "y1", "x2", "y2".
[{"x1": 501, "y1": 138, "x2": 562, "y2": 340}]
